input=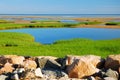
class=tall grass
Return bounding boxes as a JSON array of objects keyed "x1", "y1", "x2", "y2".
[{"x1": 0, "y1": 32, "x2": 120, "y2": 57}]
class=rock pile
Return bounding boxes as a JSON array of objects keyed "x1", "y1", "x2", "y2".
[{"x1": 0, "y1": 54, "x2": 120, "y2": 80}]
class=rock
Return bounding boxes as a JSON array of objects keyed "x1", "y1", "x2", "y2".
[
  {"x1": 105, "y1": 69, "x2": 119, "y2": 80},
  {"x1": 0, "y1": 55, "x2": 120, "y2": 80},
  {"x1": 42, "y1": 70, "x2": 58, "y2": 79},
  {"x1": 0, "y1": 56, "x2": 12, "y2": 66},
  {"x1": 4, "y1": 55, "x2": 25, "y2": 65},
  {"x1": 65, "y1": 55, "x2": 104, "y2": 69},
  {"x1": 22, "y1": 59, "x2": 37, "y2": 70},
  {"x1": 84, "y1": 55, "x2": 105, "y2": 68},
  {"x1": 13, "y1": 68, "x2": 25, "y2": 74},
  {"x1": 59, "y1": 77, "x2": 69, "y2": 80},
  {"x1": 67, "y1": 78, "x2": 84, "y2": 80},
  {"x1": 87, "y1": 76, "x2": 96, "y2": 80},
  {"x1": 104, "y1": 77, "x2": 117, "y2": 80},
  {"x1": 118, "y1": 67, "x2": 120, "y2": 74},
  {"x1": 11, "y1": 73, "x2": 19, "y2": 80},
  {"x1": 42, "y1": 70, "x2": 66, "y2": 79},
  {"x1": 67, "y1": 59, "x2": 99, "y2": 78},
  {"x1": 12, "y1": 68, "x2": 25, "y2": 80},
  {"x1": 0, "y1": 62, "x2": 14, "y2": 73},
  {"x1": 0, "y1": 75, "x2": 8, "y2": 80},
  {"x1": 21, "y1": 69, "x2": 35, "y2": 80},
  {"x1": 35, "y1": 68, "x2": 43, "y2": 78},
  {"x1": 105, "y1": 54, "x2": 120, "y2": 71},
  {"x1": 56, "y1": 57, "x2": 67, "y2": 70},
  {"x1": 36, "y1": 56, "x2": 61, "y2": 70},
  {"x1": 94, "y1": 76, "x2": 103, "y2": 80},
  {"x1": 59, "y1": 72, "x2": 69, "y2": 80},
  {"x1": 92, "y1": 70, "x2": 106, "y2": 79},
  {"x1": 58, "y1": 71, "x2": 69, "y2": 78}
]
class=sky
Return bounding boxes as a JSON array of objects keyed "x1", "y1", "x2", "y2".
[{"x1": 0, "y1": 0, "x2": 120, "y2": 14}]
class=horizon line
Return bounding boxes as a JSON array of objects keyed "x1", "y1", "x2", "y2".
[{"x1": 0, "y1": 13, "x2": 120, "y2": 15}]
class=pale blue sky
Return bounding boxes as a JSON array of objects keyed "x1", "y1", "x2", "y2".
[{"x1": 0, "y1": 0, "x2": 120, "y2": 14}]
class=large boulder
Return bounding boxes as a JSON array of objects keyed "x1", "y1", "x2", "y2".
[
  {"x1": 4, "y1": 55, "x2": 25, "y2": 65},
  {"x1": 64, "y1": 55, "x2": 104, "y2": 68},
  {"x1": 105, "y1": 54, "x2": 120, "y2": 71},
  {"x1": 67, "y1": 59, "x2": 99, "y2": 78},
  {"x1": 36, "y1": 56, "x2": 61, "y2": 70}
]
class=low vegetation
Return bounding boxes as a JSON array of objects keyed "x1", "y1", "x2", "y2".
[
  {"x1": 0, "y1": 19, "x2": 120, "y2": 29},
  {"x1": 0, "y1": 20, "x2": 14, "y2": 23},
  {"x1": 0, "y1": 32, "x2": 120, "y2": 57},
  {"x1": 0, "y1": 23, "x2": 78, "y2": 30},
  {"x1": 31, "y1": 20, "x2": 60, "y2": 23},
  {"x1": 105, "y1": 22, "x2": 120, "y2": 25},
  {"x1": 79, "y1": 21, "x2": 102, "y2": 25}
]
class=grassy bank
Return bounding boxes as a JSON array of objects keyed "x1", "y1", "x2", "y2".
[{"x1": 0, "y1": 32, "x2": 120, "y2": 57}]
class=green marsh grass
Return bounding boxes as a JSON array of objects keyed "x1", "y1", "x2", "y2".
[
  {"x1": 105, "y1": 22, "x2": 120, "y2": 25},
  {"x1": 0, "y1": 23, "x2": 78, "y2": 30},
  {"x1": 31, "y1": 20, "x2": 60, "y2": 23},
  {"x1": 0, "y1": 32, "x2": 120, "y2": 57},
  {"x1": 79, "y1": 21, "x2": 102, "y2": 25},
  {"x1": 0, "y1": 20, "x2": 14, "y2": 23}
]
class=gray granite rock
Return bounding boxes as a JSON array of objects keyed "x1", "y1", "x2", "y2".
[
  {"x1": 42, "y1": 70, "x2": 68, "y2": 79},
  {"x1": 0, "y1": 75, "x2": 8, "y2": 80},
  {"x1": 35, "y1": 68, "x2": 43, "y2": 78},
  {"x1": 36, "y1": 56, "x2": 61, "y2": 70},
  {"x1": 11, "y1": 73, "x2": 19, "y2": 80},
  {"x1": 13, "y1": 68, "x2": 25, "y2": 74},
  {"x1": 105, "y1": 69, "x2": 119, "y2": 79},
  {"x1": 104, "y1": 77, "x2": 117, "y2": 80}
]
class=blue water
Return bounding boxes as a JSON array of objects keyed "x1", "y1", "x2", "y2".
[
  {"x1": 60, "y1": 20, "x2": 79, "y2": 23},
  {"x1": 0, "y1": 14, "x2": 120, "y2": 18},
  {"x1": 0, "y1": 28, "x2": 120, "y2": 44}
]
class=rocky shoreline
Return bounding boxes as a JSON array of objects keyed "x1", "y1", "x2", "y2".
[{"x1": 0, "y1": 54, "x2": 120, "y2": 80}]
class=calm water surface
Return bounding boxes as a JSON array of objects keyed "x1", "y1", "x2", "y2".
[
  {"x1": 0, "y1": 28, "x2": 120, "y2": 44},
  {"x1": 0, "y1": 14, "x2": 120, "y2": 18}
]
